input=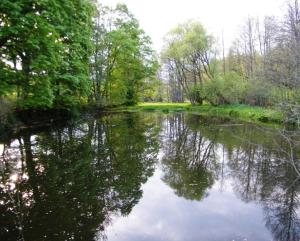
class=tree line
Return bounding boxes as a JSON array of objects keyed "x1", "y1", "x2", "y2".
[
  {"x1": 160, "y1": 0, "x2": 300, "y2": 109},
  {"x1": 0, "y1": 1, "x2": 158, "y2": 111},
  {"x1": 2, "y1": 0, "x2": 300, "y2": 114}
]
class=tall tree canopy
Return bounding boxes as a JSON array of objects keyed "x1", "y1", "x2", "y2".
[
  {"x1": 90, "y1": 4, "x2": 158, "y2": 106},
  {"x1": 0, "y1": 0, "x2": 94, "y2": 109},
  {"x1": 161, "y1": 20, "x2": 216, "y2": 105}
]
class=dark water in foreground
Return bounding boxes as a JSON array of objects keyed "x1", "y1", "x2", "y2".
[{"x1": 0, "y1": 112, "x2": 299, "y2": 241}]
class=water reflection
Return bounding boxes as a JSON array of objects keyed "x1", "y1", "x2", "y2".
[
  {"x1": 0, "y1": 113, "x2": 160, "y2": 241},
  {"x1": 0, "y1": 112, "x2": 299, "y2": 241},
  {"x1": 160, "y1": 114, "x2": 300, "y2": 241},
  {"x1": 224, "y1": 125, "x2": 300, "y2": 241},
  {"x1": 161, "y1": 114, "x2": 219, "y2": 201}
]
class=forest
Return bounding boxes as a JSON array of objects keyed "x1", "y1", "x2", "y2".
[
  {"x1": 0, "y1": 1, "x2": 157, "y2": 112},
  {"x1": 159, "y1": 1, "x2": 300, "y2": 113},
  {"x1": 0, "y1": 0, "x2": 300, "y2": 123},
  {"x1": 0, "y1": 1, "x2": 300, "y2": 240}
]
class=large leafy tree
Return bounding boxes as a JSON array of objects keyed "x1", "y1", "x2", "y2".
[
  {"x1": 161, "y1": 20, "x2": 216, "y2": 105},
  {"x1": 90, "y1": 4, "x2": 158, "y2": 106},
  {"x1": 0, "y1": 0, "x2": 94, "y2": 109}
]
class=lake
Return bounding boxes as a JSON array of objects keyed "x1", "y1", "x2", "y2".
[{"x1": 0, "y1": 112, "x2": 299, "y2": 241}]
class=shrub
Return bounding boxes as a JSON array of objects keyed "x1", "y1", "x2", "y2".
[
  {"x1": 204, "y1": 72, "x2": 246, "y2": 106},
  {"x1": 244, "y1": 80, "x2": 274, "y2": 107},
  {"x1": 188, "y1": 85, "x2": 206, "y2": 105}
]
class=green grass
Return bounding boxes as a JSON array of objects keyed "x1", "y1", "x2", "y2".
[{"x1": 114, "y1": 102, "x2": 284, "y2": 125}]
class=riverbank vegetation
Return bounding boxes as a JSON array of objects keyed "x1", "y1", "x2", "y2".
[
  {"x1": 158, "y1": 3, "x2": 300, "y2": 111},
  {"x1": 0, "y1": 1, "x2": 159, "y2": 113},
  {"x1": 0, "y1": 0, "x2": 300, "y2": 125},
  {"x1": 121, "y1": 103, "x2": 283, "y2": 125},
  {"x1": 0, "y1": 0, "x2": 94, "y2": 110}
]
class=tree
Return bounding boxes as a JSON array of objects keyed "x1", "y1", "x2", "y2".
[
  {"x1": 90, "y1": 4, "x2": 158, "y2": 106},
  {"x1": 161, "y1": 20, "x2": 216, "y2": 105},
  {"x1": 0, "y1": 0, "x2": 94, "y2": 110}
]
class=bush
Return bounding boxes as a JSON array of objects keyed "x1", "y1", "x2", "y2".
[
  {"x1": 244, "y1": 80, "x2": 274, "y2": 107},
  {"x1": 229, "y1": 110, "x2": 240, "y2": 118},
  {"x1": 204, "y1": 77, "x2": 225, "y2": 106},
  {"x1": 222, "y1": 72, "x2": 247, "y2": 103},
  {"x1": 188, "y1": 86, "x2": 206, "y2": 105},
  {"x1": 206, "y1": 75, "x2": 290, "y2": 108},
  {"x1": 204, "y1": 72, "x2": 246, "y2": 106}
]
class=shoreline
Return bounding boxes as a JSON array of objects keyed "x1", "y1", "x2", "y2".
[
  {"x1": 0, "y1": 103, "x2": 285, "y2": 137},
  {"x1": 113, "y1": 103, "x2": 284, "y2": 126}
]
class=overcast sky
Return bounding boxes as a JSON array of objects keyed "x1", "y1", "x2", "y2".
[{"x1": 99, "y1": 0, "x2": 286, "y2": 53}]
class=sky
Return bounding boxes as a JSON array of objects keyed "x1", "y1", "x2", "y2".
[{"x1": 99, "y1": 0, "x2": 286, "y2": 53}]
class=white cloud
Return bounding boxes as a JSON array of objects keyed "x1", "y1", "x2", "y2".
[{"x1": 104, "y1": 168, "x2": 272, "y2": 241}]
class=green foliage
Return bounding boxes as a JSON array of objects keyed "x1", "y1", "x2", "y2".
[
  {"x1": 20, "y1": 77, "x2": 54, "y2": 109},
  {"x1": 244, "y1": 80, "x2": 274, "y2": 107},
  {"x1": 162, "y1": 20, "x2": 214, "y2": 61},
  {"x1": 141, "y1": 77, "x2": 163, "y2": 102},
  {"x1": 188, "y1": 85, "x2": 206, "y2": 104},
  {"x1": 204, "y1": 72, "x2": 246, "y2": 106},
  {"x1": 124, "y1": 103, "x2": 283, "y2": 124},
  {"x1": 161, "y1": 20, "x2": 216, "y2": 105},
  {"x1": 90, "y1": 4, "x2": 158, "y2": 107},
  {"x1": 0, "y1": 0, "x2": 94, "y2": 110}
]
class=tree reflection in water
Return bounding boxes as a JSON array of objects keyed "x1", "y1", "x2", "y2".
[
  {"x1": 0, "y1": 112, "x2": 299, "y2": 241},
  {"x1": 160, "y1": 114, "x2": 219, "y2": 201},
  {"x1": 0, "y1": 113, "x2": 160, "y2": 241},
  {"x1": 227, "y1": 125, "x2": 300, "y2": 241},
  {"x1": 161, "y1": 114, "x2": 300, "y2": 241}
]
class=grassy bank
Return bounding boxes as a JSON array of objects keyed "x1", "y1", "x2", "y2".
[
  {"x1": 0, "y1": 102, "x2": 284, "y2": 134},
  {"x1": 117, "y1": 103, "x2": 284, "y2": 125}
]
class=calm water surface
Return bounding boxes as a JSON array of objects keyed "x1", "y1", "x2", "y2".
[{"x1": 0, "y1": 112, "x2": 299, "y2": 241}]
